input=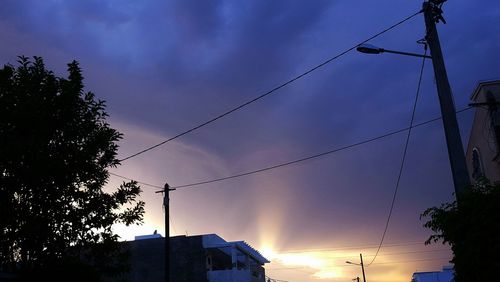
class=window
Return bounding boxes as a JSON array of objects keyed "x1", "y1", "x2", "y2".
[{"x1": 472, "y1": 147, "x2": 485, "y2": 180}]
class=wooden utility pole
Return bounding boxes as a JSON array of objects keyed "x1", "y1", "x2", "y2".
[
  {"x1": 423, "y1": 0, "x2": 470, "y2": 197},
  {"x1": 157, "y1": 182, "x2": 175, "y2": 282},
  {"x1": 360, "y1": 254, "x2": 367, "y2": 282}
]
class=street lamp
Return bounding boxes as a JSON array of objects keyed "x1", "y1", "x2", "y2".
[
  {"x1": 346, "y1": 254, "x2": 367, "y2": 282},
  {"x1": 355, "y1": 1, "x2": 472, "y2": 199},
  {"x1": 356, "y1": 43, "x2": 432, "y2": 59}
]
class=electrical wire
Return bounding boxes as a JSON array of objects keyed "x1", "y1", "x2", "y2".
[
  {"x1": 281, "y1": 248, "x2": 449, "y2": 258},
  {"x1": 268, "y1": 257, "x2": 451, "y2": 271},
  {"x1": 118, "y1": 10, "x2": 423, "y2": 162},
  {"x1": 169, "y1": 215, "x2": 178, "y2": 235},
  {"x1": 172, "y1": 129, "x2": 410, "y2": 189},
  {"x1": 109, "y1": 172, "x2": 164, "y2": 189},
  {"x1": 277, "y1": 241, "x2": 428, "y2": 254},
  {"x1": 171, "y1": 113, "x2": 469, "y2": 190},
  {"x1": 363, "y1": 248, "x2": 450, "y2": 258},
  {"x1": 369, "y1": 257, "x2": 452, "y2": 265},
  {"x1": 366, "y1": 46, "x2": 428, "y2": 266},
  {"x1": 109, "y1": 107, "x2": 472, "y2": 191}
]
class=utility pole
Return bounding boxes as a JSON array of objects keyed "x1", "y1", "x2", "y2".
[
  {"x1": 346, "y1": 254, "x2": 367, "y2": 282},
  {"x1": 360, "y1": 254, "x2": 367, "y2": 282},
  {"x1": 156, "y1": 182, "x2": 176, "y2": 282},
  {"x1": 423, "y1": 0, "x2": 470, "y2": 197}
]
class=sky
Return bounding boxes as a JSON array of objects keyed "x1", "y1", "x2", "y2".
[{"x1": 1, "y1": 0, "x2": 499, "y2": 281}]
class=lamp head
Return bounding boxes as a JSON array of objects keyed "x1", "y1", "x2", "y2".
[{"x1": 356, "y1": 43, "x2": 384, "y2": 54}]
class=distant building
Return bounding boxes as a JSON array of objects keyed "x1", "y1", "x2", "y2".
[
  {"x1": 411, "y1": 266, "x2": 454, "y2": 282},
  {"x1": 466, "y1": 80, "x2": 500, "y2": 182},
  {"x1": 123, "y1": 234, "x2": 270, "y2": 282}
]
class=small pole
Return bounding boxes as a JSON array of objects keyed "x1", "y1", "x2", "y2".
[
  {"x1": 360, "y1": 254, "x2": 367, "y2": 282},
  {"x1": 157, "y1": 182, "x2": 175, "y2": 282}
]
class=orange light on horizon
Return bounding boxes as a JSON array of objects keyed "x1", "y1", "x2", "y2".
[{"x1": 260, "y1": 244, "x2": 348, "y2": 280}]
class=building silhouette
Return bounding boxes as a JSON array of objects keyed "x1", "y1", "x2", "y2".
[
  {"x1": 466, "y1": 80, "x2": 500, "y2": 182},
  {"x1": 122, "y1": 234, "x2": 270, "y2": 282}
]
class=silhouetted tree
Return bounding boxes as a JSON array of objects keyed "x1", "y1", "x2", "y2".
[
  {"x1": 0, "y1": 57, "x2": 144, "y2": 281},
  {"x1": 421, "y1": 179, "x2": 500, "y2": 282}
]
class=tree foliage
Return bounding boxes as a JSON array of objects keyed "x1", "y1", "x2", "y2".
[
  {"x1": 421, "y1": 179, "x2": 500, "y2": 282},
  {"x1": 0, "y1": 57, "x2": 145, "y2": 280}
]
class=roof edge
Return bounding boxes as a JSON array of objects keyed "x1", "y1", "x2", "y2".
[{"x1": 470, "y1": 79, "x2": 500, "y2": 100}]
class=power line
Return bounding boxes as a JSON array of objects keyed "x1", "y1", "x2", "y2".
[
  {"x1": 169, "y1": 215, "x2": 178, "y2": 235},
  {"x1": 118, "y1": 10, "x2": 422, "y2": 162},
  {"x1": 171, "y1": 113, "x2": 468, "y2": 190},
  {"x1": 370, "y1": 257, "x2": 451, "y2": 265},
  {"x1": 277, "y1": 241, "x2": 427, "y2": 254},
  {"x1": 172, "y1": 128, "x2": 409, "y2": 189},
  {"x1": 280, "y1": 248, "x2": 449, "y2": 258},
  {"x1": 109, "y1": 172, "x2": 164, "y2": 189},
  {"x1": 366, "y1": 46, "x2": 428, "y2": 266},
  {"x1": 109, "y1": 107, "x2": 471, "y2": 191},
  {"x1": 267, "y1": 257, "x2": 451, "y2": 271},
  {"x1": 365, "y1": 248, "x2": 450, "y2": 258}
]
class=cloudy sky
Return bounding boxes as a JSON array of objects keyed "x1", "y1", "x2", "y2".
[{"x1": 1, "y1": 0, "x2": 499, "y2": 281}]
